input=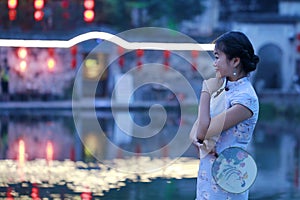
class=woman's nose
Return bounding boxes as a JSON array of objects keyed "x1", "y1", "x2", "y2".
[{"x1": 213, "y1": 61, "x2": 217, "y2": 67}]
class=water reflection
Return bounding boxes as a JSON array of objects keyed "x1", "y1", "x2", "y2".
[{"x1": 0, "y1": 112, "x2": 299, "y2": 199}]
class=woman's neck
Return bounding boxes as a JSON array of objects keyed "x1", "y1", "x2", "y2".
[{"x1": 227, "y1": 72, "x2": 247, "y2": 81}]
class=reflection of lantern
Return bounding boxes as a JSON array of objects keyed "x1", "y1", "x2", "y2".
[
  {"x1": 18, "y1": 139, "x2": 26, "y2": 166},
  {"x1": 118, "y1": 57, "x2": 125, "y2": 68},
  {"x1": 46, "y1": 141, "x2": 54, "y2": 162},
  {"x1": 81, "y1": 187, "x2": 92, "y2": 200},
  {"x1": 135, "y1": 143, "x2": 141, "y2": 157},
  {"x1": 6, "y1": 187, "x2": 13, "y2": 200},
  {"x1": 31, "y1": 186, "x2": 40, "y2": 200},
  {"x1": 136, "y1": 49, "x2": 144, "y2": 70},
  {"x1": 70, "y1": 145, "x2": 75, "y2": 161}
]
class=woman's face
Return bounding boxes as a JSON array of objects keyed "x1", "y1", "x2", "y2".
[{"x1": 213, "y1": 48, "x2": 234, "y2": 78}]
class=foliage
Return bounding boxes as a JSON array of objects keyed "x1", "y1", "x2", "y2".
[{"x1": 0, "y1": 0, "x2": 205, "y2": 32}]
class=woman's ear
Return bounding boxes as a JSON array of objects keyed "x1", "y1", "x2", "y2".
[{"x1": 232, "y1": 57, "x2": 241, "y2": 68}]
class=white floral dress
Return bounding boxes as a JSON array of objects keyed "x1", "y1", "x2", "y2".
[{"x1": 196, "y1": 77, "x2": 259, "y2": 200}]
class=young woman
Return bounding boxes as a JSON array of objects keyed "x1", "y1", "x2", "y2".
[{"x1": 190, "y1": 31, "x2": 260, "y2": 199}]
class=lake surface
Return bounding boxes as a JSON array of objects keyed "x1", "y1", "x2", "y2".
[{"x1": 0, "y1": 108, "x2": 299, "y2": 199}]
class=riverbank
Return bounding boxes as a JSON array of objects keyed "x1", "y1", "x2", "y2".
[{"x1": 0, "y1": 92, "x2": 300, "y2": 119}]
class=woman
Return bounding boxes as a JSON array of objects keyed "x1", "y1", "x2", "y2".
[{"x1": 190, "y1": 31, "x2": 260, "y2": 199}]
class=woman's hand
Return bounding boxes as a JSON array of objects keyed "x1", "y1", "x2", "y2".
[
  {"x1": 190, "y1": 120, "x2": 201, "y2": 147},
  {"x1": 202, "y1": 78, "x2": 224, "y2": 96}
]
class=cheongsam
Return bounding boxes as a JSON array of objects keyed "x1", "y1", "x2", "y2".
[{"x1": 196, "y1": 77, "x2": 259, "y2": 200}]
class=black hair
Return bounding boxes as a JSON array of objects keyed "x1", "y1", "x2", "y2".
[{"x1": 213, "y1": 31, "x2": 259, "y2": 74}]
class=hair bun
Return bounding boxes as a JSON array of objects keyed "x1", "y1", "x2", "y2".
[{"x1": 252, "y1": 55, "x2": 259, "y2": 65}]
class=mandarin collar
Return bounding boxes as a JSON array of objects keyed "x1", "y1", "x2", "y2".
[{"x1": 226, "y1": 77, "x2": 249, "y2": 90}]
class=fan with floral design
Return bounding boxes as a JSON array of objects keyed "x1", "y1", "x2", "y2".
[{"x1": 212, "y1": 147, "x2": 257, "y2": 193}]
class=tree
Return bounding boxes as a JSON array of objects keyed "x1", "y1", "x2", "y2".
[
  {"x1": 146, "y1": 0, "x2": 204, "y2": 29},
  {"x1": 95, "y1": 0, "x2": 205, "y2": 31}
]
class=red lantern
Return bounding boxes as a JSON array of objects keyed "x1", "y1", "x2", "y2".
[
  {"x1": 34, "y1": 10, "x2": 44, "y2": 21},
  {"x1": 191, "y1": 50, "x2": 199, "y2": 58},
  {"x1": 118, "y1": 46, "x2": 125, "y2": 55},
  {"x1": 8, "y1": 0, "x2": 18, "y2": 9},
  {"x1": 164, "y1": 60, "x2": 169, "y2": 71},
  {"x1": 136, "y1": 49, "x2": 144, "y2": 70},
  {"x1": 83, "y1": 0, "x2": 95, "y2": 22},
  {"x1": 136, "y1": 49, "x2": 144, "y2": 57},
  {"x1": 191, "y1": 50, "x2": 199, "y2": 71},
  {"x1": 71, "y1": 58, "x2": 77, "y2": 69},
  {"x1": 191, "y1": 62, "x2": 197, "y2": 71},
  {"x1": 163, "y1": 50, "x2": 170, "y2": 71},
  {"x1": 137, "y1": 60, "x2": 142, "y2": 70},
  {"x1": 8, "y1": 0, "x2": 18, "y2": 21},
  {"x1": 70, "y1": 45, "x2": 78, "y2": 55},
  {"x1": 8, "y1": 9, "x2": 17, "y2": 21},
  {"x1": 33, "y1": 0, "x2": 44, "y2": 21},
  {"x1": 48, "y1": 48, "x2": 55, "y2": 57},
  {"x1": 163, "y1": 50, "x2": 170, "y2": 59},
  {"x1": 61, "y1": 0, "x2": 69, "y2": 9},
  {"x1": 118, "y1": 56, "x2": 124, "y2": 68},
  {"x1": 70, "y1": 46, "x2": 77, "y2": 69}
]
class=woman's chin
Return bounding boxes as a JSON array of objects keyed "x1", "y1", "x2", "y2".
[{"x1": 215, "y1": 71, "x2": 222, "y2": 78}]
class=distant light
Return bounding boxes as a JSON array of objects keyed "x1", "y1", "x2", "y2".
[
  {"x1": 17, "y1": 47, "x2": 27, "y2": 59},
  {"x1": 84, "y1": 10, "x2": 94, "y2": 22},
  {"x1": 34, "y1": 10, "x2": 44, "y2": 21},
  {"x1": 18, "y1": 139, "x2": 25, "y2": 165},
  {"x1": 84, "y1": 0, "x2": 94, "y2": 9},
  {"x1": 47, "y1": 58, "x2": 55, "y2": 71},
  {"x1": 46, "y1": 141, "x2": 54, "y2": 162},
  {"x1": 34, "y1": 0, "x2": 44, "y2": 10},
  {"x1": 19, "y1": 60, "x2": 27, "y2": 72},
  {"x1": 8, "y1": 0, "x2": 18, "y2": 9}
]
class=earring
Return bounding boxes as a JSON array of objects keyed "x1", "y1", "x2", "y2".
[{"x1": 233, "y1": 69, "x2": 237, "y2": 76}]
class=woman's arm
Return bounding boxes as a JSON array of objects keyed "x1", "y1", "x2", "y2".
[
  {"x1": 194, "y1": 78, "x2": 224, "y2": 141},
  {"x1": 195, "y1": 91, "x2": 210, "y2": 141},
  {"x1": 203, "y1": 104, "x2": 253, "y2": 139}
]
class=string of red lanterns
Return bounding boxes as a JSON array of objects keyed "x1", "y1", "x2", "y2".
[
  {"x1": 70, "y1": 45, "x2": 77, "y2": 69},
  {"x1": 136, "y1": 49, "x2": 144, "y2": 70},
  {"x1": 117, "y1": 47, "x2": 200, "y2": 72}
]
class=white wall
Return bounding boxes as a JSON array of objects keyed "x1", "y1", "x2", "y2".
[{"x1": 233, "y1": 22, "x2": 298, "y2": 91}]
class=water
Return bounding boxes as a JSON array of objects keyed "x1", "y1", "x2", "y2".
[{"x1": 0, "y1": 109, "x2": 299, "y2": 199}]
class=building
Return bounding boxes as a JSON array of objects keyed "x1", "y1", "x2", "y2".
[{"x1": 218, "y1": 0, "x2": 300, "y2": 92}]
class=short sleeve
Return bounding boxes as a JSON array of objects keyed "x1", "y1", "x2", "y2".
[{"x1": 230, "y1": 93, "x2": 258, "y2": 115}]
